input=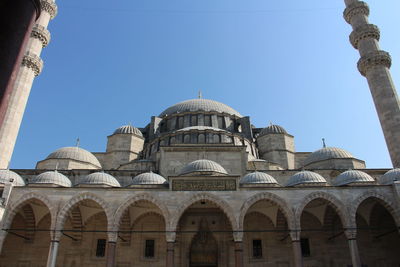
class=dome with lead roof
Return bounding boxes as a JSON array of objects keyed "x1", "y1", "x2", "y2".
[
  {"x1": 113, "y1": 125, "x2": 143, "y2": 137},
  {"x1": 303, "y1": 147, "x2": 354, "y2": 166},
  {"x1": 46, "y1": 147, "x2": 102, "y2": 168},
  {"x1": 240, "y1": 172, "x2": 279, "y2": 185},
  {"x1": 334, "y1": 170, "x2": 375, "y2": 186},
  {"x1": 77, "y1": 172, "x2": 120, "y2": 187},
  {"x1": 131, "y1": 172, "x2": 168, "y2": 185},
  {"x1": 286, "y1": 171, "x2": 327, "y2": 187},
  {"x1": 30, "y1": 171, "x2": 72, "y2": 187},
  {"x1": 0, "y1": 170, "x2": 25, "y2": 186},
  {"x1": 180, "y1": 159, "x2": 228, "y2": 176},
  {"x1": 380, "y1": 168, "x2": 400, "y2": 185},
  {"x1": 259, "y1": 124, "x2": 287, "y2": 136},
  {"x1": 159, "y1": 99, "x2": 242, "y2": 117}
]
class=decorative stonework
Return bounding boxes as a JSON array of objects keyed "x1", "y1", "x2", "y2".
[
  {"x1": 343, "y1": 1, "x2": 369, "y2": 24},
  {"x1": 40, "y1": 0, "x2": 58, "y2": 19},
  {"x1": 350, "y1": 24, "x2": 380, "y2": 49},
  {"x1": 357, "y1": 50, "x2": 391, "y2": 76},
  {"x1": 294, "y1": 191, "x2": 351, "y2": 228},
  {"x1": 238, "y1": 192, "x2": 295, "y2": 230},
  {"x1": 21, "y1": 52, "x2": 43, "y2": 76},
  {"x1": 31, "y1": 24, "x2": 51, "y2": 48},
  {"x1": 172, "y1": 179, "x2": 236, "y2": 191}
]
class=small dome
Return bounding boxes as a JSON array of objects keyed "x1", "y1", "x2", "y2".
[
  {"x1": 240, "y1": 172, "x2": 279, "y2": 185},
  {"x1": 286, "y1": 171, "x2": 327, "y2": 187},
  {"x1": 303, "y1": 147, "x2": 354, "y2": 166},
  {"x1": 46, "y1": 147, "x2": 102, "y2": 168},
  {"x1": 180, "y1": 159, "x2": 228, "y2": 175},
  {"x1": 113, "y1": 125, "x2": 143, "y2": 137},
  {"x1": 0, "y1": 170, "x2": 25, "y2": 186},
  {"x1": 259, "y1": 124, "x2": 287, "y2": 136},
  {"x1": 334, "y1": 170, "x2": 375, "y2": 186},
  {"x1": 131, "y1": 172, "x2": 168, "y2": 185},
  {"x1": 30, "y1": 171, "x2": 72, "y2": 187},
  {"x1": 380, "y1": 168, "x2": 400, "y2": 185},
  {"x1": 77, "y1": 172, "x2": 120, "y2": 187},
  {"x1": 160, "y1": 99, "x2": 242, "y2": 117}
]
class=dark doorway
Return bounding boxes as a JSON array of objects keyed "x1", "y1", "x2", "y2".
[{"x1": 190, "y1": 219, "x2": 218, "y2": 267}]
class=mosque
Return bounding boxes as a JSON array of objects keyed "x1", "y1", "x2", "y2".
[{"x1": 0, "y1": 0, "x2": 400, "y2": 267}]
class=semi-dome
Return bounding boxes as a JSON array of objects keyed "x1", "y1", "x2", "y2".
[
  {"x1": 334, "y1": 170, "x2": 375, "y2": 186},
  {"x1": 159, "y1": 99, "x2": 242, "y2": 117},
  {"x1": 113, "y1": 125, "x2": 143, "y2": 137},
  {"x1": 131, "y1": 172, "x2": 168, "y2": 185},
  {"x1": 240, "y1": 172, "x2": 279, "y2": 185},
  {"x1": 259, "y1": 124, "x2": 287, "y2": 136},
  {"x1": 30, "y1": 171, "x2": 72, "y2": 187},
  {"x1": 77, "y1": 172, "x2": 120, "y2": 187},
  {"x1": 0, "y1": 170, "x2": 25, "y2": 186},
  {"x1": 380, "y1": 168, "x2": 400, "y2": 185},
  {"x1": 303, "y1": 147, "x2": 354, "y2": 166},
  {"x1": 180, "y1": 159, "x2": 228, "y2": 175},
  {"x1": 286, "y1": 171, "x2": 327, "y2": 187},
  {"x1": 46, "y1": 147, "x2": 102, "y2": 168}
]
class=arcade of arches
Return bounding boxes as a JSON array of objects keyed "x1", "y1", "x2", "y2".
[{"x1": 0, "y1": 192, "x2": 399, "y2": 267}]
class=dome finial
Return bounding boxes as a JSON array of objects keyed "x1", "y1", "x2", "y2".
[
  {"x1": 55, "y1": 162, "x2": 59, "y2": 172},
  {"x1": 76, "y1": 137, "x2": 80, "y2": 147},
  {"x1": 322, "y1": 138, "x2": 326, "y2": 148},
  {"x1": 198, "y1": 90, "x2": 203, "y2": 99}
]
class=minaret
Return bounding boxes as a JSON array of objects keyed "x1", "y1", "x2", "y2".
[
  {"x1": 0, "y1": 0, "x2": 57, "y2": 169},
  {"x1": 344, "y1": 0, "x2": 400, "y2": 167}
]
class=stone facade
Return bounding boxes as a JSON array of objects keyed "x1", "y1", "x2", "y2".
[{"x1": 0, "y1": 1, "x2": 399, "y2": 267}]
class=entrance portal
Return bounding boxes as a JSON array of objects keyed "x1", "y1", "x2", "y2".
[{"x1": 189, "y1": 219, "x2": 218, "y2": 267}]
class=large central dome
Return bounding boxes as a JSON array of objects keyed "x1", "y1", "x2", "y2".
[{"x1": 159, "y1": 99, "x2": 242, "y2": 117}]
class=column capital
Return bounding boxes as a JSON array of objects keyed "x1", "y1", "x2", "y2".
[
  {"x1": 107, "y1": 231, "x2": 118, "y2": 243},
  {"x1": 22, "y1": 52, "x2": 43, "y2": 76},
  {"x1": 232, "y1": 231, "x2": 243, "y2": 242},
  {"x1": 40, "y1": 0, "x2": 58, "y2": 19},
  {"x1": 343, "y1": 1, "x2": 369, "y2": 24},
  {"x1": 31, "y1": 24, "x2": 51, "y2": 48},
  {"x1": 349, "y1": 23, "x2": 380, "y2": 49},
  {"x1": 166, "y1": 231, "x2": 176, "y2": 243},
  {"x1": 344, "y1": 228, "x2": 358, "y2": 240},
  {"x1": 357, "y1": 50, "x2": 392, "y2": 76},
  {"x1": 290, "y1": 230, "x2": 301, "y2": 242}
]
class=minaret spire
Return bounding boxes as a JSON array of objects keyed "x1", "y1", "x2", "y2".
[
  {"x1": 0, "y1": 0, "x2": 58, "y2": 169},
  {"x1": 344, "y1": 0, "x2": 400, "y2": 167}
]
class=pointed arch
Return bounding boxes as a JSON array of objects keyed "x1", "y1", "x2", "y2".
[
  {"x1": 56, "y1": 192, "x2": 113, "y2": 232},
  {"x1": 2, "y1": 192, "x2": 56, "y2": 231},
  {"x1": 350, "y1": 191, "x2": 400, "y2": 227},
  {"x1": 295, "y1": 191, "x2": 351, "y2": 229},
  {"x1": 112, "y1": 193, "x2": 170, "y2": 232},
  {"x1": 170, "y1": 193, "x2": 238, "y2": 231},
  {"x1": 239, "y1": 192, "x2": 295, "y2": 230}
]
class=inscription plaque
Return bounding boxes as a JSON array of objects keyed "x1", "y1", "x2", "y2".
[{"x1": 172, "y1": 179, "x2": 236, "y2": 191}]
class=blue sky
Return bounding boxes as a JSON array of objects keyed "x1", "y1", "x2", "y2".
[{"x1": 11, "y1": 0, "x2": 400, "y2": 169}]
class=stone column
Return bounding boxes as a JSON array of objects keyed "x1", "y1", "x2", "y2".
[
  {"x1": 345, "y1": 229, "x2": 361, "y2": 267},
  {"x1": 234, "y1": 241, "x2": 244, "y2": 267},
  {"x1": 166, "y1": 242, "x2": 175, "y2": 267},
  {"x1": 233, "y1": 231, "x2": 244, "y2": 267},
  {"x1": 344, "y1": 0, "x2": 400, "y2": 167},
  {"x1": 166, "y1": 231, "x2": 176, "y2": 267},
  {"x1": 290, "y1": 231, "x2": 303, "y2": 267},
  {"x1": 0, "y1": 0, "x2": 56, "y2": 169},
  {"x1": 46, "y1": 239, "x2": 60, "y2": 267},
  {"x1": 106, "y1": 232, "x2": 118, "y2": 267}
]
